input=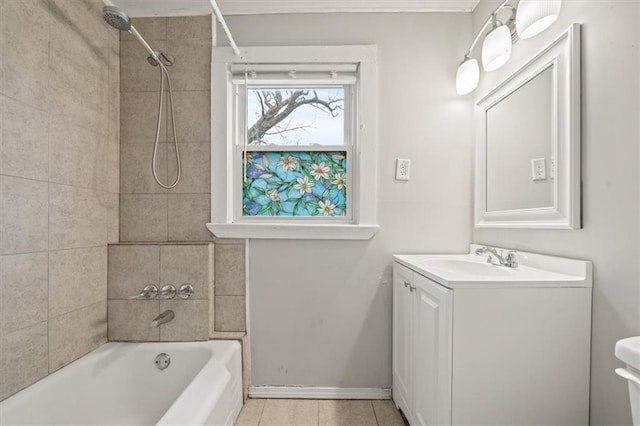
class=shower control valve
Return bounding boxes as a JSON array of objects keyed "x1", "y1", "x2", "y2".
[
  {"x1": 177, "y1": 284, "x2": 194, "y2": 299},
  {"x1": 158, "y1": 284, "x2": 177, "y2": 299},
  {"x1": 129, "y1": 285, "x2": 158, "y2": 299}
]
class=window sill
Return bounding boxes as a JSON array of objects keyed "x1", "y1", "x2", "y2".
[{"x1": 206, "y1": 223, "x2": 379, "y2": 240}]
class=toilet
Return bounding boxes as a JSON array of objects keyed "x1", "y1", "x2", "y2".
[{"x1": 615, "y1": 336, "x2": 640, "y2": 426}]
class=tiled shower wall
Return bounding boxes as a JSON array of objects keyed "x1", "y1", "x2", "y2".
[
  {"x1": 119, "y1": 16, "x2": 212, "y2": 242},
  {"x1": 0, "y1": 0, "x2": 119, "y2": 400},
  {"x1": 117, "y1": 16, "x2": 245, "y2": 334},
  {"x1": 107, "y1": 244, "x2": 212, "y2": 341}
]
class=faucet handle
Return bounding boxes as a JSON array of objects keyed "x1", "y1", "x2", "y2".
[
  {"x1": 158, "y1": 284, "x2": 176, "y2": 299},
  {"x1": 505, "y1": 250, "x2": 518, "y2": 267},
  {"x1": 177, "y1": 284, "x2": 194, "y2": 299},
  {"x1": 129, "y1": 285, "x2": 158, "y2": 299}
]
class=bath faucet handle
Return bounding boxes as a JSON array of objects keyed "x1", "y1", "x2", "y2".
[
  {"x1": 158, "y1": 284, "x2": 176, "y2": 299},
  {"x1": 129, "y1": 285, "x2": 158, "y2": 299},
  {"x1": 505, "y1": 250, "x2": 518, "y2": 268},
  {"x1": 177, "y1": 284, "x2": 194, "y2": 299}
]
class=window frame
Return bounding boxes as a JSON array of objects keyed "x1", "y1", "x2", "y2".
[
  {"x1": 235, "y1": 81, "x2": 354, "y2": 222},
  {"x1": 208, "y1": 45, "x2": 379, "y2": 240}
]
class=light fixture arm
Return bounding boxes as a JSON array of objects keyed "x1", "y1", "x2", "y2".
[
  {"x1": 463, "y1": 0, "x2": 514, "y2": 58},
  {"x1": 490, "y1": 12, "x2": 498, "y2": 29}
]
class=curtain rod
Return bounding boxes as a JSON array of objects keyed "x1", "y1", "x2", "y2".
[{"x1": 209, "y1": 0, "x2": 241, "y2": 56}]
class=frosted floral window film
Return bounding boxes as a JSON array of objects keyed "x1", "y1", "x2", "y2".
[{"x1": 243, "y1": 151, "x2": 347, "y2": 217}]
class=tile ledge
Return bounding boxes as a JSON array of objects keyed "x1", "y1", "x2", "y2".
[
  {"x1": 210, "y1": 331, "x2": 246, "y2": 340},
  {"x1": 108, "y1": 242, "x2": 213, "y2": 246}
]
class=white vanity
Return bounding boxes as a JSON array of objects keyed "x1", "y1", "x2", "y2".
[{"x1": 392, "y1": 245, "x2": 592, "y2": 426}]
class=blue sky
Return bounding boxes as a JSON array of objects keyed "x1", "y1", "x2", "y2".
[{"x1": 247, "y1": 87, "x2": 345, "y2": 146}]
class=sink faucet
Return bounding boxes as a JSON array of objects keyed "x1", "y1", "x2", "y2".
[
  {"x1": 151, "y1": 310, "x2": 175, "y2": 328},
  {"x1": 475, "y1": 246, "x2": 518, "y2": 268}
]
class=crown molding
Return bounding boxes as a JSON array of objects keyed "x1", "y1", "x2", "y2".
[
  {"x1": 119, "y1": 0, "x2": 477, "y2": 18},
  {"x1": 469, "y1": 0, "x2": 482, "y2": 12},
  {"x1": 217, "y1": 0, "x2": 477, "y2": 15}
]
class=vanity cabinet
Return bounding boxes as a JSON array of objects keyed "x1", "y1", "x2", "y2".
[
  {"x1": 392, "y1": 251, "x2": 592, "y2": 426},
  {"x1": 392, "y1": 263, "x2": 414, "y2": 416},
  {"x1": 393, "y1": 263, "x2": 452, "y2": 426}
]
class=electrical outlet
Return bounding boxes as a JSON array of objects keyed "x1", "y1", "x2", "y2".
[
  {"x1": 396, "y1": 159, "x2": 410, "y2": 181},
  {"x1": 549, "y1": 158, "x2": 556, "y2": 179},
  {"x1": 531, "y1": 158, "x2": 547, "y2": 181}
]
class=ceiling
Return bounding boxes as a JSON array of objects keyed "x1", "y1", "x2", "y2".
[{"x1": 117, "y1": 0, "x2": 480, "y2": 17}]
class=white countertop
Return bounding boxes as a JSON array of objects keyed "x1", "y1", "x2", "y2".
[{"x1": 393, "y1": 245, "x2": 592, "y2": 289}]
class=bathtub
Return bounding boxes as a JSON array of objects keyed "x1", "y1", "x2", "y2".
[{"x1": 0, "y1": 341, "x2": 242, "y2": 425}]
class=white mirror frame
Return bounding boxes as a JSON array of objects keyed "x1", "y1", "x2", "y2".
[{"x1": 475, "y1": 24, "x2": 581, "y2": 229}]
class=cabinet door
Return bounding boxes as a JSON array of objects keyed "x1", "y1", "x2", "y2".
[
  {"x1": 392, "y1": 263, "x2": 414, "y2": 417},
  {"x1": 412, "y1": 274, "x2": 452, "y2": 426}
]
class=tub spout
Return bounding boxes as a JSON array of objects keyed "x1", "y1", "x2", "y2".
[{"x1": 151, "y1": 310, "x2": 175, "y2": 328}]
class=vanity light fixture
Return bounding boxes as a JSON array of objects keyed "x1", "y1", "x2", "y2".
[
  {"x1": 455, "y1": 0, "x2": 562, "y2": 95},
  {"x1": 456, "y1": 56, "x2": 480, "y2": 95},
  {"x1": 482, "y1": 14, "x2": 512, "y2": 72},
  {"x1": 516, "y1": 0, "x2": 562, "y2": 39}
]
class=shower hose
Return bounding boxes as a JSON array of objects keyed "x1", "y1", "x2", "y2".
[{"x1": 152, "y1": 63, "x2": 181, "y2": 189}]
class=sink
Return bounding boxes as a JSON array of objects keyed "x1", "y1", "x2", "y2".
[
  {"x1": 393, "y1": 245, "x2": 592, "y2": 289},
  {"x1": 423, "y1": 258, "x2": 515, "y2": 276}
]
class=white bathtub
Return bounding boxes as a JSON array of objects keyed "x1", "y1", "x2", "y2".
[{"x1": 0, "y1": 341, "x2": 242, "y2": 425}]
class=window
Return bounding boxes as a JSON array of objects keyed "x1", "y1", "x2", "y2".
[
  {"x1": 210, "y1": 46, "x2": 378, "y2": 239},
  {"x1": 235, "y1": 70, "x2": 354, "y2": 220}
]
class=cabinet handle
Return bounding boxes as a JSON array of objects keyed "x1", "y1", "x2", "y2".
[{"x1": 403, "y1": 281, "x2": 416, "y2": 292}]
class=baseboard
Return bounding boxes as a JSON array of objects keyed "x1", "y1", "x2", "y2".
[{"x1": 248, "y1": 386, "x2": 391, "y2": 399}]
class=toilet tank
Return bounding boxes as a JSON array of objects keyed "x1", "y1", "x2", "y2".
[{"x1": 615, "y1": 336, "x2": 640, "y2": 426}]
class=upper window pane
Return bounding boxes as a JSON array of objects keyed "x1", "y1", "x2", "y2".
[{"x1": 247, "y1": 87, "x2": 345, "y2": 146}]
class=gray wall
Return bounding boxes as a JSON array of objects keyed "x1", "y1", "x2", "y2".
[
  {"x1": 0, "y1": 0, "x2": 119, "y2": 400},
  {"x1": 471, "y1": 1, "x2": 640, "y2": 425},
  {"x1": 218, "y1": 13, "x2": 473, "y2": 388}
]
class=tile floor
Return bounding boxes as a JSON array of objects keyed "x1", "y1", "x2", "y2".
[{"x1": 235, "y1": 399, "x2": 407, "y2": 426}]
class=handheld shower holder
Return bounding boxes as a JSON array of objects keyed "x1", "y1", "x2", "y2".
[{"x1": 148, "y1": 52, "x2": 175, "y2": 67}]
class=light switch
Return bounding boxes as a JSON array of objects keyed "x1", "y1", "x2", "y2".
[
  {"x1": 531, "y1": 158, "x2": 547, "y2": 181},
  {"x1": 395, "y1": 159, "x2": 410, "y2": 181}
]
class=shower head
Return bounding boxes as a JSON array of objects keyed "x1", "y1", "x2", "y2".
[
  {"x1": 102, "y1": 4, "x2": 162, "y2": 64},
  {"x1": 103, "y1": 5, "x2": 131, "y2": 31}
]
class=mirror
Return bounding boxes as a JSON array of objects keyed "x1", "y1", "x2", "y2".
[{"x1": 475, "y1": 24, "x2": 581, "y2": 229}]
